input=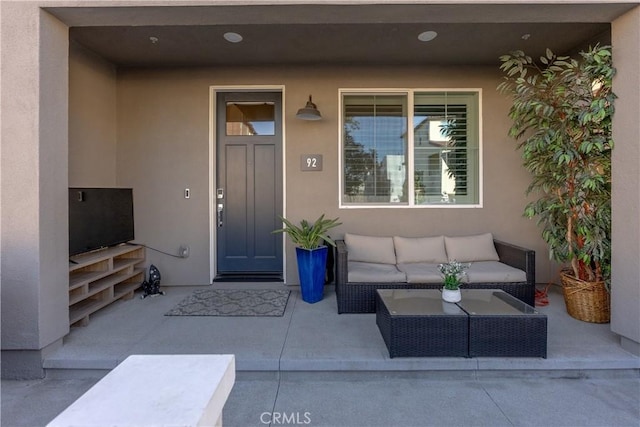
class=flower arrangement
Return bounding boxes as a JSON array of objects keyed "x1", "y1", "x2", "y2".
[{"x1": 438, "y1": 260, "x2": 470, "y2": 290}]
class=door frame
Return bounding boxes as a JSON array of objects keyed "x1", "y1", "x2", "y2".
[{"x1": 208, "y1": 85, "x2": 287, "y2": 283}]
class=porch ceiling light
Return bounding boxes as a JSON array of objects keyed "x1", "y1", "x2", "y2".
[
  {"x1": 223, "y1": 32, "x2": 243, "y2": 43},
  {"x1": 418, "y1": 31, "x2": 438, "y2": 42},
  {"x1": 296, "y1": 95, "x2": 322, "y2": 121}
]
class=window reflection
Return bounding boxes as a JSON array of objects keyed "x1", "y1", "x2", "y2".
[
  {"x1": 226, "y1": 102, "x2": 275, "y2": 136},
  {"x1": 413, "y1": 92, "x2": 477, "y2": 205},
  {"x1": 341, "y1": 91, "x2": 479, "y2": 206},
  {"x1": 343, "y1": 95, "x2": 408, "y2": 204}
]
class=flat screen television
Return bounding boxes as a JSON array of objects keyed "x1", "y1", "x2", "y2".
[{"x1": 69, "y1": 188, "x2": 135, "y2": 256}]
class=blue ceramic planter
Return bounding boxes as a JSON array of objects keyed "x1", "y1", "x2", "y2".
[{"x1": 296, "y1": 246, "x2": 328, "y2": 303}]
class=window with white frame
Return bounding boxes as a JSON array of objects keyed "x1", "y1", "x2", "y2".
[{"x1": 341, "y1": 90, "x2": 480, "y2": 207}]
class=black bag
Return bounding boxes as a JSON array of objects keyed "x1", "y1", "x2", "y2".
[{"x1": 141, "y1": 264, "x2": 165, "y2": 298}]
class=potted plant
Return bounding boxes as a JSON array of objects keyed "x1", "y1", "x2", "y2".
[
  {"x1": 498, "y1": 44, "x2": 615, "y2": 322},
  {"x1": 273, "y1": 214, "x2": 341, "y2": 303},
  {"x1": 438, "y1": 260, "x2": 469, "y2": 303}
]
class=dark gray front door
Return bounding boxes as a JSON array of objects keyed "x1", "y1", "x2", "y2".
[{"x1": 216, "y1": 92, "x2": 283, "y2": 279}]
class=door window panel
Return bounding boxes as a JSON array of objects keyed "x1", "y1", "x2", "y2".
[{"x1": 226, "y1": 102, "x2": 275, "y2": 136}]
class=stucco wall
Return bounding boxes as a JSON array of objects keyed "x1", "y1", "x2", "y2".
[
  {"x1": 116, "y1": 65, "x2": 553, "y2": 285},
  {"x1": 1, "y1": 4, "x2": 70, "y2": 378},
  {"x1": 68, "y1": 40, "x2": 118, "y2": 187},
  {"x1": 611, "y1": 6, "x2": 640, "y2": 351}
]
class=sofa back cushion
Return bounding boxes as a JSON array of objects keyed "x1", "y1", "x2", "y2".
[
  {"x1": 344, "y1": 233, "x2": 396, "y2": 264},
  {"x1": 444, "y1": 233, "x2": 500, "y2": 262},
  {"x1": 393, "y1": 236, "x2": 448, "y2": 264}
]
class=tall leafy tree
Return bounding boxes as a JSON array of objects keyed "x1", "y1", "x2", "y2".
[{"x1": 498, "y1": 45, "x2": 615, "y2": 285}]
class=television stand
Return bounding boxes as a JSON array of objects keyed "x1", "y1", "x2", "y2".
[{"x1": 68, "y1": 244, "x2": 145, "y2": 327}]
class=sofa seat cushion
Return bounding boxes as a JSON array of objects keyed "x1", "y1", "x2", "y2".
[
  {"x1": 397, "y1": 263, "x2": 447, "y2": 284},
  {"x1": 393, "y1": 236, "x2": 448, "y2": 264},
  {"x1": 444, "y1": 233, "x2": 500, "y2": 262},
  {"x1": 348, "y1": 261, "x2": 406, "y2": 283},
  {"x1": 345, "y1": 233, "x2": 397, "y2": 264},
  {"x1": 466, "y1": 261, "x2": 527, "y2": 283}
]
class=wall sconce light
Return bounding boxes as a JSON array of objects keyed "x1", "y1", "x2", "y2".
[{"x1": 296, "y1": 95, "x2": 322, "y2": 120}]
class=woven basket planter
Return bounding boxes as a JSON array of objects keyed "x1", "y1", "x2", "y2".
[{"x1": 560, "y1": 270, "x2": 610, "y2": 323}]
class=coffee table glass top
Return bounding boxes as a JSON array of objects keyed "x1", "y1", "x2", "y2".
[
  {"x1": 376, "y1": 289, "x2": 466, "y2": 316},
  {"x1": 456, "y1": 289, "x2": 539, "y2": 315}
]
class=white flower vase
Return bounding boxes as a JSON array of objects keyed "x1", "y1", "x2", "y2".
[
  {"x1": 442, "y1": 288, "x2": 461, "y2": 303},
  {"x1": 442, "y1": 300, "x2": 460, "y2": 314}
]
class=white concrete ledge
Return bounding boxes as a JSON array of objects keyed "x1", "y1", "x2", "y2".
[{"x1": 47, "y1": 354, "x2": 235, "y2": 427}]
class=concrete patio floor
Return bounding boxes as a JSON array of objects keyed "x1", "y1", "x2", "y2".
[
  {"x1": 41, "y1": 282, "x2": 640, "y2": 376},
  {"x1": 2, "y1": 283, "x2": 639, "y2": 426}
]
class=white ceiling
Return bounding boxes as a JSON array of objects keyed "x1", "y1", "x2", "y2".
[{"x1": 47, "y1": 3, "x2": 633, "y2": 67}]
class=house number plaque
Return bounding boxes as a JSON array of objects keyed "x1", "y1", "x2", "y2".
[{"x1": 301, "y1": 154, "x2": 323, "y2": 171}]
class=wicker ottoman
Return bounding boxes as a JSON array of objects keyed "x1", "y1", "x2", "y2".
[
  {"x1": 376, "y1": 289, "x2": 469, "y2": 358},
  {"x1": 457, "y1": 289, "x2": 547, "y2": 358}
]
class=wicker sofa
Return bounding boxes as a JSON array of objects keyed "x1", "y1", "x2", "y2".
[{"x1": 335, "y1": 233, "x2": 536, "y2": 313}]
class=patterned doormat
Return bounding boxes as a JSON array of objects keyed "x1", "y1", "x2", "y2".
[{"x1": 165, "y1": 289, "x2": 291, "y2": 317}]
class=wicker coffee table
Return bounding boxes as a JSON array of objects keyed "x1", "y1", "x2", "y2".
[
  {"x1": 457, "y1": 289, "x2": 547, "y2": 358},
  {"x1": 375, "y1": 289, "x2": 468, "y2": 358},
  {"x1": 375, "y1": 289, "x2": 547, "y2": 358}
]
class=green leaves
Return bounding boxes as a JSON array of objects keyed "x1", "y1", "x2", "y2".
[
  {"x1": 498, "y1": 44, "x2": 615, "y2": 284},
  {"x1": 273, "y1": 214, "x2": 342, "y2": 249},
  {"x1": 438, "y1": 261, "x2": 470, "y2": 290}
]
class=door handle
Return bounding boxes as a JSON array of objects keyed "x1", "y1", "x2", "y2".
[{"x1": 217, "y1": 203, "x2": 224, "y2": 227}]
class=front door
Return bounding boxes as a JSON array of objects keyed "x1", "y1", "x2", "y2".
[{"x1": 215, "y1": 92, "x2": 283, "y2": 280}]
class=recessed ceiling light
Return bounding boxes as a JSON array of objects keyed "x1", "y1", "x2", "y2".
[
  {"x1": 223, "y1": 32, "x2": 243, "y2": 43},
  {"x1": 418, "y1": 31, "x2": 438, "y2": 42}
]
